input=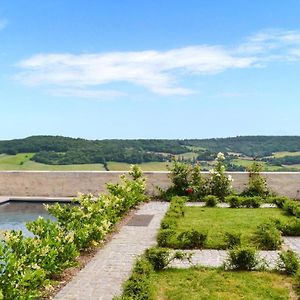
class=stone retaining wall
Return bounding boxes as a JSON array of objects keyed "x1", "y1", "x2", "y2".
[{"x1": 0, "y1": 171, "x2": 299, "y2": 199}]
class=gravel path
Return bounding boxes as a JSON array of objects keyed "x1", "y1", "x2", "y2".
[{"x1": 54, "y1": 202, "x2": 169, "y2": 300}]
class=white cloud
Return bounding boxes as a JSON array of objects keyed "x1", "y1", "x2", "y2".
[
  {"x1": 0, "y1": 19, "x2": 7, "y2": 30},
  {"x1": 15, "y1": 29, "x2": 300, "y2": 98}
]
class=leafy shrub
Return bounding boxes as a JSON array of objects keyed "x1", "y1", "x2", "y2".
[
  {"x1": 283, "y1": 200, "x2": 300, "y2": 218},
  {"x1": 225, "y1": 247, "x2": 259, "y2": 270},
  {"x1": 0, "y1": 165, "x2": 148, "y2": 300},
  {"x1": 208, "y1": 152, "x2": 233, "y2": 200},
  {"x1": 162, "y1": 161, "x2": 208, "y2": 200},
  {"x1": 121, "y1": 257, "x2": 153, "y2": 300},
  {"x1": 177, "y1": 229, "x2": 207, "y2": 249},
  {"x1": 241, "y1": 162, "x2": 269, "y2": 197},
  {"x1": 145, "y1": 247, "x2": 192, "y2": 271},
  {"x1": 268, "y1": 196, "x2": 289, "y2": 208},
  {"x1": 277, "y1": 250, "x2": 300, "y2": 275},
  {"x1": 224, "y1": 232, "x2": 241, "y2": 249},
  {"x1": 157, "y1": 229, "x2": 176, "y2": 247},
  {"x1": 226, "y1": 195, "x2": 242, "y2": 208},
  {"x1": 255, "y1": 223, "x2": 282, "y2": 250},
  {"x1": 167, "y1": 160, "x2": 191, "y2": 195},
  {"x1": 242, "y1": 196, "x2": 261, "y2": 208},
  {"x1": 204, "y1": 195, "x2": 218, "y2": 207},
  {"x1": 276, "y1": 218, "x2": 300, "y2": 236}
]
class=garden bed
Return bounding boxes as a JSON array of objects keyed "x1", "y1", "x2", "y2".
[{"x1": 172, "y1": 206, "x2": 291, "y2": 249}]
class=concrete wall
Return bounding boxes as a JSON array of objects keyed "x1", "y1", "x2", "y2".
[{"x1": 0, "y1": 171, "x2": 299, "y2": 199}]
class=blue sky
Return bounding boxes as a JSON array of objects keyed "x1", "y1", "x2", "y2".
[{"x1": 1, "y1": 0, "x2": 300, "y2": 139}]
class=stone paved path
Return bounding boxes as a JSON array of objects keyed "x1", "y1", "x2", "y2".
[
  {"x1": 186, "y1": 202, "x2": 277, "y2": 208},
  {"x1": 169, "y1": 249, "x2": 280, "y2": 269},
  {"x1": 54, "y1": 202, "x2": 169, "y2": 300}
]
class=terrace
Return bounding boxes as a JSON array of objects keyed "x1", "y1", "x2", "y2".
[{"x1": 1, "y1": 161, "x2": 300, "y2": 299}]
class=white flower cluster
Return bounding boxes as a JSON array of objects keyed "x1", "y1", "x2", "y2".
[{"x1": 216, "y1": 152, "x2": 225, "y2": 161}]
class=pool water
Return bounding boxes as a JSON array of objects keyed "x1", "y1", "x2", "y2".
[{"x1": 0, "y1": 202, "x2": 56, "y2": 236}]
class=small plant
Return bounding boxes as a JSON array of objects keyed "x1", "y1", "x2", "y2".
[
  {"x1": 226, "y1": 195, "x2": 242, "y2": 208},
  {"x1": 145, "y1": 247, "x2": 192, "y2": 271},
  {"x1": 177, "y1": 229, "x2": 207, "y2": 249},
  {"x1": 225, "y1": 247, "x2": 259, "y2": 270},
  {"x1": 157, "y1": 229, "x2": 175, "y2": 247},
  {"x1": 224, "y1": 232, "x2": 241, "y2": 249},
  {"x1": 204, "y1": 195, "x2": 218, "y2": 207},
  {"x1": 241, "y1": 162, "x2": 269, "y2": 197},
  {"x1": 255, "y1": 223, "x2": 282, "y2": 250},
  {"x1": 277, "y1": 250, "x2": 300, "y2": 275},
  {"x1": 208, "y1": 152, "x2": 233, "y2": 200}
]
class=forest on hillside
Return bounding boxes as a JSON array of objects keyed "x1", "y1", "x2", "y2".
[{"x1": 0, "y1": 136, "x2": 299, "y2": 169}]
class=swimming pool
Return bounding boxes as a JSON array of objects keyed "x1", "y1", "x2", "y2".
[{"x1": 0, "y1": 201, "x2": 57, "y2": 236}]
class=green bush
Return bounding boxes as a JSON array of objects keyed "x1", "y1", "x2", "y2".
[
  {"x1": 268, "y1": 196, "x2": 289, "y2": 208},
  {"x1": 177, "y1": 229, "x2": 207, "y2": 249},
  {"x1": 226, "y1": 247, "x2": 259, "y2": 270},
  {"x1": 283, "y1": 200, "x2": 300, "y2": 218},
  {"x1": 204, "y1": 195, "x2": 218, "y2": 207},
  {"x1": 157, "y1": 229, "x2": 175, "y2": 247},
  {"x1": 277, "y1": 250, "x2": 300, "y2": 275},
  {"x1": 255, "y1": 223, "x2": 282, "y2": 250},
  {"x1": 145, "y1": 247, "x2": 192, "y2": 271},
  {"x1": 121, "y1": 257, "x2": 153, "y2": 300},
  {"x1": 224, "y1": 232, "x2": 241, "y2": 249},
  {"x1": 241, "y1": 162, "x2": 269, "y2": 197},
  {"x1": 145, "y1": 247, "x2": 170, "y2": 271},
  {"x1": 242, "y1": 196, "x2": 261, "y2": 208},
  {"x1": 226, "y1": 195, "x2": 242, "y2": 208},
  {"x1": 208, "y1": 152, "x2": 233, "y2": 200}
]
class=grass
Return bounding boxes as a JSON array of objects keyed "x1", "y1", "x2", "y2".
[
  {"x1": 107, "y1": 161, "x2": 169, "y2": 171},
  {"x1": 175, "y1": 152, "x2": 198, "y2": 160},
  {"x1": 273, "y1": 151, "x2": 300, "y2": 158},
  {"x1": 232, "y1": 158, "x2": 286, "y2": 171},
  {"x1": 169, "y1": 207, "x2": 291, "y2": 249},
  {"x1": 151, "y1": 268, "x2": 296, "y2": 300},
  {"x1": 0, "y1": 154, "x2": 105, "y2": 170}
]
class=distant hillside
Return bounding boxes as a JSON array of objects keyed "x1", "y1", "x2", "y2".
[{"x1": 0, "y1": 135, "x2": 299, "y2": 168}]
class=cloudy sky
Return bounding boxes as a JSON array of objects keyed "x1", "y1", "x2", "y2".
[{"x1": 1, "y1": 0, "x2": 300, "y2": 139}]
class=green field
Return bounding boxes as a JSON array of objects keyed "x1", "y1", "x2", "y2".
[
  {"x1": 151, "y1": 268, "x2": 295, "y2": 300},
  {"x1": 0, "y1": 154, "x2": 105, "y2": 170},
  {"x1": 175, "y1": 152, "x2": 198, "y2": 160},
  {"x1": 107, "y1": 161, "x2": 169, "y2": 171},
  {"x1": 273, "y1": 151, "x2": 300, "y2": 158},
  {"x1": 232, "y1": 158, "x2": 290, "y2": 171},
  {"x1": 169, "y1": 207, "x2": 290, "y2": 249}
]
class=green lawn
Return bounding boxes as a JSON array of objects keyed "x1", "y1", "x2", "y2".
[
  {"x1": 171, "y1": 207, "x2": 291, "y2": 249},
  {"x1": 0, "y1": 153, "x2": 105, "y2": 170},
  {"x1": 151, "y1": 268, "x2": 296, "y2": 300}
]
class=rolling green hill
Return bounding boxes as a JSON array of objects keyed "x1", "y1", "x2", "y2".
[{"x1": 0, "y1": 135, "x2": 299, "y2": 171}]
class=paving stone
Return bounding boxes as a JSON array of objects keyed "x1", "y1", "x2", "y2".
[{"x1": 54, "y1": 202, "x2": 169, "y2": 300}]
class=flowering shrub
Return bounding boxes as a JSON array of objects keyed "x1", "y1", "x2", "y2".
[
  {"x1": 0, "y1": 165, "x2": 147, "y2": 299},
  {"x1": 208, "y1": 152, "x2": 233, "y2": 200},
  {"x1": 241, "y1": 162, "x2": 270, "y2": 197},
  {"x1": 161, "y1": 160, "x2": 207, "y2": 200}
]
